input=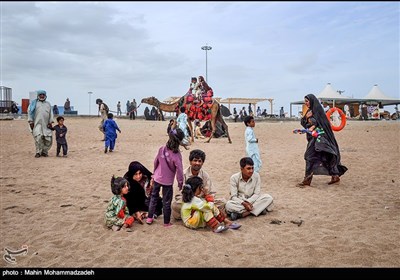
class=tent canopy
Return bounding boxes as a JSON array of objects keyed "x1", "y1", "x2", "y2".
[
  {"x1": 290, "y1": 83, "x2": 400, "y2": 117},
  {"x1": 219, "y1": 97, "x2": 273, "y2": 114},
  {"x1": 291, "y1": 83, "x2": 355, "y2": 106},
  {"x1": 317, "y1": 83, "x2": 351, "y2": 100},
  {"x1": 362, "y1": 84, "x2": 400, "y2": 105},
  {"x1": 219, "y1": 97, "x2": 270, "y2": 104}
]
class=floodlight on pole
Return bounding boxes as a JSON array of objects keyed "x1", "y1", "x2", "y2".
[
  {"x1": 201, "y1": 44, "x2": 212, "y2": 82},
  {"x1": 88, "y1": 91, "x2": 93, "y2": 116}
]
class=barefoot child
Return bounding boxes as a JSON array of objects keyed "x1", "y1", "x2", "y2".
[
  {"x1": 194, "y1": 120, "x2": 205, "y2": 139},
  {"x1": 244, "y1": 115, "x2": 262, "y2": 173},
  {"x1": 105, "y1": 176, "x2": 134, "y2": 231},
  {"x1": 103, "y1": 113, "x2": 121, "y2": 153}
]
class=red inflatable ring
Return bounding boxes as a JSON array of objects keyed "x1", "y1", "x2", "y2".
[{"x1": 326, "y1": 107, "x2": 346, "y2": 131}]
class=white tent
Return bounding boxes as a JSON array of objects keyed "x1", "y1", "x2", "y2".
[
  {"x1": 317, "y1": 83, "x2": 351, "y2": 100},
  {"x1": 290, "y1": 83, "x2": 400, "y2": 117},
  {"x1": 290, "y1": 83, "x2": 354, "y2": 116},
  {"x1": 363, "y1": 84, "x2": 400, "y2": 106}
]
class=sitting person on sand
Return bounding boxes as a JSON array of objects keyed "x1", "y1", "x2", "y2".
[
  {"x1": 104, "y1": 176, "x2": 135, "y2": 231},
  {"x1": 194, "y1": 120, "x2": 205, "y2": 139},
  {"x1": 181, "y1": 176, "x2": 241, "y2": 233},
  {"x1": 225, "y1": 157, "x2": 274, "y2": 221},
  {"x1": 172, "y1": 149, "x2": 226, "y2": 220},
  {"x1": 123, "y1": 161, "x2": 163, "y2": 224}
]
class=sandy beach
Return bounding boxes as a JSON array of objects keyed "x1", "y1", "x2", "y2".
[{"x1": 0, "y1": 116, "x2": 399, "y2": 268}]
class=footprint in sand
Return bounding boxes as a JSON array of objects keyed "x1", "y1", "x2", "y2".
[
  {"x1": 60, "y1": 204, "x2": 73, "y2": 208},
  {"x1": 9, "y1": 189, "x2": 21, "y2": 193},
  {"x1": 270, "y1": 219, "x2": 282, "y2": 225},
  {"x1": 290, "y1": 219, "x2": 304, "y2": 226},
  {"x1": 32, "y1": 192, "x2": 47, "y2": 196}
]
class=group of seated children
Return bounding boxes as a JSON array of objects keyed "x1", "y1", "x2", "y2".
[{"x1": 105, "y1": 154, "x2": 274, "y2": 234}]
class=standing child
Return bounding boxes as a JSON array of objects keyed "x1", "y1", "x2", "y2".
[
  {"x1": 104, "y1": 176, "x2": 135, "y2": 231},
  {"x1": 51, "y1": 116, "x2": 68, "y2": 157},
  {"x1": 167, "y1": 119, "x2": 176, "y2": 135},
  {"x1": 103, "y1": 113, "x2": 121, "y2": 153},
  {"x1": 176, "y1": 107, "x2": 190, "y2": 144},
  {"x1": 181, "y1": 176, "x2": 240, "y2": 233},
  {"x1": 244, "y1": 115, "x2": 262, "y2": 173},
  {"x1": 117, "y1": 101, "x2": 122, "y2": 116},
  {"x1": 146, "y1": 128, "x2": 185, "y2": 227}
]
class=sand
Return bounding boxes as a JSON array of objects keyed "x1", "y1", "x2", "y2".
[{"x1": 0, "y1": 116, "x2": 399, "y2": 268}]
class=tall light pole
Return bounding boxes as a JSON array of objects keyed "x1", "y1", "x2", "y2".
[
  {"x1": 201, "y1": 44, "x2": 212, "y2": 82},
  {"x1": 88, "y1": 91, "x2": 93, "y2": 116}
]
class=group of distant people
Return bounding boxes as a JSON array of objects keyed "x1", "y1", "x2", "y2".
[
  {"x1": 27, "y1": 92, "x2": 124, "y2": 159},
  {"x1": 231, "y1": 104, "x2": 283, "y2": 123},
  {"x1": 51, "y1": 98, "x2": 71, "y2": 116},
  {"x1": 144, "y1": 106, "x2": 164, "y2": 121}
]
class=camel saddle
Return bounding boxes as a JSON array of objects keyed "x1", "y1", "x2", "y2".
[{"x1": 176, "y1": 90, "x2": 214, "y2": 121}]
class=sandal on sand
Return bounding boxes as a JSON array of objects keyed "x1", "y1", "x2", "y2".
[
  {"x1": 213, "y1": 224, "x2": 229, "y2": 233},
  {"x1": 228, "y1": 222, "x2": 241, "y2": 230},
  {"x1": 112, "y1": 225, "x2": 121, "y2": 231}
]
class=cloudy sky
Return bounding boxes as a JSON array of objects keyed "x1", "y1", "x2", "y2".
[{"x1": 2, "y1": 1, "x2": 399, "y2": 115}]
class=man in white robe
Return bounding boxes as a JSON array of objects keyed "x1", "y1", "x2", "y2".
[{"x1": 28, "y1": 90, "x2": 54, "y2": 158}]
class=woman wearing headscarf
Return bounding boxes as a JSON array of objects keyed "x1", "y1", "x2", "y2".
[
  {"x1": 123, "y1": 161, "x2": 163, "y2": 223},
  {"x1": 297, "y1": 94, "x2": 348, "y2": 187}
]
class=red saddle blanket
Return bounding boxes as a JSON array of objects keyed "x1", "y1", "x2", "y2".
[{"x1": 176, "y1": 91, "x2": 214, "y2": 121}]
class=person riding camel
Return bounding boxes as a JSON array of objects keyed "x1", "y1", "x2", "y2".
[
  {"x1": 189, "y1": 77, "x2": 197, "y2": 95},
  {"x1": 186, "y1": 77, "x2": 198, "y2": 105}
]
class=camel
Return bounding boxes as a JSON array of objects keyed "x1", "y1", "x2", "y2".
[{"x1": 141, "y1": 96, "x2": 232, "y2": 143}]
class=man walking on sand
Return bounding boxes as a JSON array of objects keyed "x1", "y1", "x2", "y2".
[{"x1": 28, "y1": 90, "x2": 54, "y2": 158}]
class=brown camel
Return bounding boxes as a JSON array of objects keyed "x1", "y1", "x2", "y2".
[{"x1": 141, "y1": 96, "x2": 232, "y2": 143}]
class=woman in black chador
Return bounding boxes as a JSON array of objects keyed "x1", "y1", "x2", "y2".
[
  {"x1": 123, "y1": 161, "x2": 163, "y2": 223},
  {"x1": 297, "y1": 94, "x2": 347, "y2": 187}
]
